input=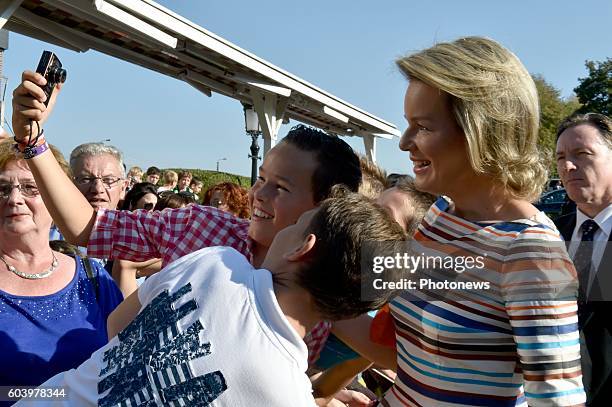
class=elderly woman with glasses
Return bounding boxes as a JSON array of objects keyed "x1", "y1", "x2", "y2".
[{"x1": 0, "y1": 140, "x2": 123, "y2": 389}]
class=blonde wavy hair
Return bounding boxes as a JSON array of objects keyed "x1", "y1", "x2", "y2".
[{"x1": 396, "y1": 36, "x2": 547, "y2": 201}]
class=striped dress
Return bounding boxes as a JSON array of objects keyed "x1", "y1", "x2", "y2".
[{"x1": 382, "y1": 197, "x2": 585, "y2": 407}]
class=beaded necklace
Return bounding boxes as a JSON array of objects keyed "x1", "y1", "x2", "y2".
[{"x1": 0, "y1": 252, "x2": 59, "y2": 279}]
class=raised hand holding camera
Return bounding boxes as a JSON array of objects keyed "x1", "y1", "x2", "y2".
[
  {"x1": 12, "y1": 51, "x2": 66, "y2": 148},
  {"x1": 36, "y1": 51, "x2": 66, "y2": 107}
]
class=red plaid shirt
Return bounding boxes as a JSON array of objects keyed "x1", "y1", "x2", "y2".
[
  {"x1": 89, "y1": 206, "x2": 330, "y2": 363},
  {"x1": 304, "y1": 320, "x2": 332, "y2": 366}
]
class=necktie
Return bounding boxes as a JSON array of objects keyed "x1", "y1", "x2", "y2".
[{"x1": 574, "y1": 219, "x2": 599, "y2": 302}]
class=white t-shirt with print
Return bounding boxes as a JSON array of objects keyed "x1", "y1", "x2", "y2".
[{"x1": 15, "y1": 247, "x2": 315, "y2": 407}]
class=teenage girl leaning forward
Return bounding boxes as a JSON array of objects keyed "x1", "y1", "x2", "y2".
[{"x1": 11, "y1": 70, "x2": 362, "y2": 369}]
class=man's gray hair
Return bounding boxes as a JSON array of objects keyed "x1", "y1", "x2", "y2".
[{"x1": 69, "y1": 142, "x2": 126, "y2": 176}]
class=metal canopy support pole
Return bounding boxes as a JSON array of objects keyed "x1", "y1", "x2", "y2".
[
  {"x1": 250, "y1": 89, "x2": 289, "y2": 156},
  {"x1": 363, "y1": 134, "x2": 377, "y2": 164}
]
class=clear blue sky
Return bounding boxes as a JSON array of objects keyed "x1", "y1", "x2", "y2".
[{"x1": 3, "y1": 0, "x2": 611, "y2": 177}]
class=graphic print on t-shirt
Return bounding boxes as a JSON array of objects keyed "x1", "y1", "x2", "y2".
[{"x1": 97, "y1": 283, "x2": 227, "y2": 406}]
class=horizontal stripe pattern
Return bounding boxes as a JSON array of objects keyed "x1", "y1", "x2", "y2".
[{"x1": 384, "y1": 197, "x2": 586, "y2": 406}]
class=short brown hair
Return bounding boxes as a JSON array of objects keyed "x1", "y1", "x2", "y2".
[
  {"x1": 146, "y1": 166, "x2": 161, "y2": 176},
  {"x1": 556, "y1": 112, "x2": 612, "y2": 148},
  {"x1": 358, "y1": 155, "x2": 387, "y2": 199},
  {"x1": 279, "y1": 125, "x2": 362, "y2": 203},
  {"x1": 189, "y1": 177, "x2": 203, "y2": 187},
  {"x1": 0, "y1": 139, "x2": 71, "y2": 177},
  {"x1": 292, "y1": 186, "x2": 407, "y2": 320},
  {"x1": 178, "y1": 170, "x2": 192, "y2": 180},
  {"x1": 393, "y1": 177, "x2": 437, "y2": 236},
  {"x1": 155, "y1": 191, "x2": 196, "y2": 210}
]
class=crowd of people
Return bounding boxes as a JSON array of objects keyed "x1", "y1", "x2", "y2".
[{"x1": 1, "y1": 35, "x2": 610, "y2": 407}]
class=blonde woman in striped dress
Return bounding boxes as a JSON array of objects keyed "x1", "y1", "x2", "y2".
[{"x1": 334, "y1": 37, "x2": 585, "y2": 406}]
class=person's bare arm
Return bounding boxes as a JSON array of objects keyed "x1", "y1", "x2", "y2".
[
  {"x1": 12, "y1": 71, "x2": 96, "y2": 246},
  {"x1": 315, "y1": 390, "x2": 374, "y2": 407},
  {"x1": 111, "y1": 260, "x2": 140, "y2": 298},
  {"x1": 107, "y1": 288, "x2": 142, "y2": 340},
  {"x1": 112, "y1": 259, "x2": 162, "y2": 297},
  {"x1": 312, "y1": 357, "x2": 374, "y2": 403},
  {"x1": 136, "y1": 258, "x2": 162, "y2": 277},
  {"x1": 332, "y1": 315, "x2": 397, "y2": 370}
]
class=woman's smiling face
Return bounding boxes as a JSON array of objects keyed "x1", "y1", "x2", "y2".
[
  {"x1": 399, "y1": 80, "x2": 478, "y2": 197},
  {"x1": 0, "y1": 160, "x2": 52, "y2": 236}
]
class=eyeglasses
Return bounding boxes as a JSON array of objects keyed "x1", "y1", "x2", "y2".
[
  {"x1": 74, "y1": 176, "x2": 123, "y2": 190},
  {"x1": 0, "y1": 182, "x2": 40, "y2": 199}
]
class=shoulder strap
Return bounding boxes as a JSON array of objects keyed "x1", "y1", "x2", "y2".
[{"x1": 82, "y1": 257, "x2": 100, "y2": 301}]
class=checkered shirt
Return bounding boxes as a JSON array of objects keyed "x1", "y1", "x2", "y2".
[
  {"x1": 304, "y1": 320, "x2": 332, "y2": 366},
  {"x1": 88, "y1": 205, "x2": 331, "y2": 364},
  {"x1": 89, "y1": 206, "x2": 251, "y2": 267}
]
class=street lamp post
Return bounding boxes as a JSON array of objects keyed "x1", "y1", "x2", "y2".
[
  {"x1": 243, "y1": 104, "x2": 261, "y2": 186},
  {"x1": 216, "y1": 157, "x2": 227, "y2": 172},
  {"x1": 249, "y1": 134, "x2": 260, "y2": 186}
]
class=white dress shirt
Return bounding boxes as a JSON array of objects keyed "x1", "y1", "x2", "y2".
[{"x1": 568, "y1": 203, "x2": 612, "y2": 294}]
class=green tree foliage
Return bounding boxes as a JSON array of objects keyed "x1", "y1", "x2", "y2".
[
  {"x1": 166, "y1": 168, "x2": 250, "y2": 201},
  {"x1": 574, "y1": 58, "x2": 611, "y2": 116},
  {"x1": 533, "y1": 75, "x2": 581, "y2": 177}
]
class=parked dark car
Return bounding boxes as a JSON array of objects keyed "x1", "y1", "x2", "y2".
[
  {"x1": 535, "y1": 188, "x2": 567, "y2": 219},
  {"x1": 546, "y1": 178, "x2": 562, "y2": 192}
]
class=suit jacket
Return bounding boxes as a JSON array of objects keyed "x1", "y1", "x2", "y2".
[{"x1": 556, "y1": 213, "x2": 612, "y2": 406}]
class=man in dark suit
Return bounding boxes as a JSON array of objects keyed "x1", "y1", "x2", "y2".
[{"x1": 555, "y1": 112, "x2": 612, "y2": 406}]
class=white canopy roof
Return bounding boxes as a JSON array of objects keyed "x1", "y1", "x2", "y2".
[{"x1": 1, "y1": 0, "x2": 400, "y2": 159}]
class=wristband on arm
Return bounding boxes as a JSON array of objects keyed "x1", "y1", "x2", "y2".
[
  {"x1": 13, "y1": 128, "x2": 48, "y2": 159},
  {"x1": 20, "y1": 141, "x2": 50, "y2": 159}
]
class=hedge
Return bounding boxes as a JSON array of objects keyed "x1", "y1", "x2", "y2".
[{"x1": 164, "y1": 168, "x2": 251, "y2": 200}]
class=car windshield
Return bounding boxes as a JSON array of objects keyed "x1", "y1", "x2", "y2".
[{"x1": 540, "y1": 189, "x2": 566, "y2": 204}]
